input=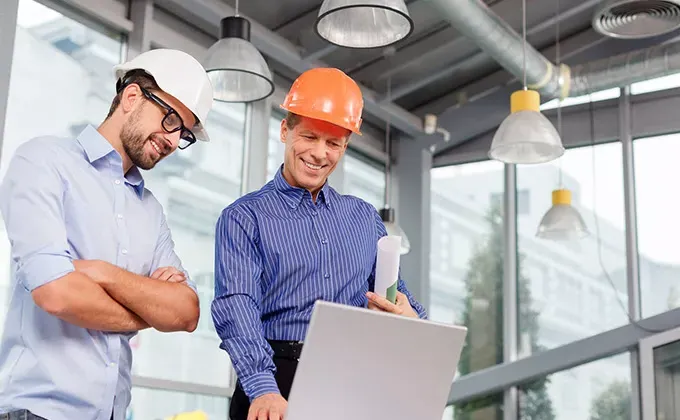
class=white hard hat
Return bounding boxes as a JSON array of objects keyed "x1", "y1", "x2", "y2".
[{"x1": 113, "y1": 49, "x2": 214, "y2": 142}]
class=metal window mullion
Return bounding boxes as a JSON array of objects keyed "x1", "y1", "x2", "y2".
[
  {"x1": 503, "y1": 163, "x2": 518, "y2": 420},
  {"x1": 0, "y1": 0, "x2": 20, "y2": 168},
  {"x1": 620, "y1": 85, "x2": 642, "y2": 420}
]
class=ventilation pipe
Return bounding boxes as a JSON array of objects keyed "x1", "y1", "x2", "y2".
[{"x1": 429, "y1": 0, "x2": 680, "y2": 101}]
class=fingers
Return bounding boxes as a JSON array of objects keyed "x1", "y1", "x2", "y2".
[
  {"x1": 151, "y1": 267, "x2": 185, "y2": 282},
  {"x1": 151, "y1": 267, "x2": 167, "y2": 279},
  {"x1": 365, "y1": 292, "x2": 403, "y2": 315}
]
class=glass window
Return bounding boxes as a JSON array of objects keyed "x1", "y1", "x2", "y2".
[
  {"x1": 267, "y1": 112, "x2": 285, "y2": 179},
  {"x1": 633, "y1": 134, "x2": 680, "y2": 318},
  {"x1": 442, "y1": 393, "x2": 504, "y2": 420},
  {"x1": 631, "y1": 73, "x2": 680, "y2": 95},
  {"x1": 519, "y1": 353, "x2": 631, "y2": 420},
  {"x1": 138, "y1": 101, "x2": 246, "y2": 388},
  {"x1": 517, "y1": 144, "x2": 628, "y2": 355},
  {"x1": 540, "y1": 88, "x2": 620, "y2": 111},
  {"x1": 128, "y1": 387, "x2": 229, "y2": 419},
  {"x1": 430, "y1": 160, "x2": 506, "y2": 376},
  {"x1": 342, "y1": 152, "x2": 386, "y2": 210},
  {"x1": 0, "y1": 0, "x2": 124, "y2": 334}
]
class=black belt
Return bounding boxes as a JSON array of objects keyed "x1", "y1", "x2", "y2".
[{"x1": 267, "y1": 339, "x2": 304, "y2": 361}]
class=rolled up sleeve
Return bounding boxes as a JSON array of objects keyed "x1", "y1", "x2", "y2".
[{"x1": 0, "y1": 144, "x2": 74, "y2": 291}]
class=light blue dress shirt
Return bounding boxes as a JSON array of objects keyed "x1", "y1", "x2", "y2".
[
  {"x1": 0, "y1": 125, "x2": 193, "y2": 420},
  {"x1": 212, "y1": 168, "x2": 427, "y2": 400}
]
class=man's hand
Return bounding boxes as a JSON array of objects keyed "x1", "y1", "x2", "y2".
[
  {"x1": 151, "y1": 266, "x2": 186, "y2": 283},
  {"x1": 248, "y1": 393, "x2": 288, "y2": 420},
  {"x1": 366, "y1": 291, "x2": 419, "y2": 318}
]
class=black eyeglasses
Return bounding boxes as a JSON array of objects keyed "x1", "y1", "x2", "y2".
[{"x1": 138, "y1": 86, "x2": 197, "y2": 150}]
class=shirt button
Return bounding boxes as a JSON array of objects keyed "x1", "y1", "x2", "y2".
[
  {"x1": 321, "y1": 239, "x2": 327, "y2": 245},
  {"x1": 109, "y1": 362, "x2": 116, "y2": 367},
  {"x1": 324, "y1": 273, "x2": 330, "y2": 279},
  {"x1": 312, "y1": 211, "x2": 318, "y2": 216},
  {"x1": 121, "y1": 249, "x2": 128, "y2": 255},
  {"x1": 117, "y1": 214, "x2": 123, "y2": 219},
  {"x1": 114, "y1": 179, "x2": 121, "y2": 185}
]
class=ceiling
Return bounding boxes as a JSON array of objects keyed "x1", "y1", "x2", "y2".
[{"x1": 164, "y1": 0, "x2": 680, "y2": 154}]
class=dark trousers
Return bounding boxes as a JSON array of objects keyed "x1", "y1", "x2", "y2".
[
  {"x1": 229, "y1": 341, "x2": 302, "y2": 420},
  {"x1": 0, "y1": 411, "x2": 47, "y2": 420},
  {"x1": 1, "y1": 409, "x2": 114, "y2": 420}
]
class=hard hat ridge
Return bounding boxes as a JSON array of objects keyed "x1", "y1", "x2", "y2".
[
  {"x1": 281, "y1": 67, "x2": 364, "y2": 135},
  {"x1": 113, "y1": 49, "x2": 214, "y2": 142}
]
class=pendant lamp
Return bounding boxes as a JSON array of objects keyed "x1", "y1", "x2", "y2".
[
  {"x1": 204, "y1": 1, "x2": 274, "y2": 103},
  {"x1": 536, "y1": 189, "x2": 589, "y2": 240},
  {"x1": 315, "y1": 0, "x2": 414, "y2": 49},
  {"x1": 379, "y1": 70, "x2": 410, "y2": 255},
  {"x1": 536, "y1": 0, "x2": 588, "y2": 241},
  {"x1": 488, "y1": 0, "x2": 564, "y2": 164},
  {"x1": 380, "y1": 208, "x2": 411, "y2": 254}
]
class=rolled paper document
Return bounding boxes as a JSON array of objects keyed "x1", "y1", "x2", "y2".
[{"x1": 374, "y1": 235, "x2": 402, "y2": 304}]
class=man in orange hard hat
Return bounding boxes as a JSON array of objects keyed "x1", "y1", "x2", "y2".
[{"x1": 212, "y1": 67, "x2": 427, "y2": 420}]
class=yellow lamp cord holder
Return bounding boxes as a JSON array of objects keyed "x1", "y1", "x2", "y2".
[
  {"x1": 510, "y1": 89, "x2": 541, "y2": 114},
  {"x1": 551, "y1": 188, "x2": 572, "y2": 206}
]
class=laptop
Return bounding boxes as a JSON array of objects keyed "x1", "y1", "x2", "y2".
[{"x1": 285, "y1": 301, "x2": 468, "y2": 420}]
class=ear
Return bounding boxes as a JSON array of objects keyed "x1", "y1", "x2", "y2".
[
  {"x1": 120, "y1": 84, "x2": 143, "y2": 115},
  {"x1": 280, "y1": 119, "x2": 288, "y2": 144}
]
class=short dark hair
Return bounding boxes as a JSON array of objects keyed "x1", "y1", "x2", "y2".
[
  {"x1": 284, "y1": 112, "x2": 301, "y2": 129},
  {"x1": 106, "y1": 69, "x2": 160, "y2": 119}
]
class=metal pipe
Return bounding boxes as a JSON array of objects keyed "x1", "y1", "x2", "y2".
[
  {"x1": 429, "y1": 0, "x2": 680, "y2": 101},
  {"x1": 428, "y1": 0, "x2": 565, "y2": 98}
]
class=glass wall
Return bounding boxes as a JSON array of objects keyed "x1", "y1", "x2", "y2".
[
  {"x1": 517, "y1": 143, "x2": 628, "y2": 354},
  {"x1": 0, "y1": 0, "x2": 124, "y2": 331},
  {"x1": 0, "y1": 0, "x2": 245, "y2": 416},
  {"x1": 430, "y1": 160, "x2": 506, "y2": 377},
  {"x1": 633, "y1": 134, "x2": 680, "y2": 318}
]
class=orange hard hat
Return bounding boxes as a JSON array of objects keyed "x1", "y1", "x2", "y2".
[{"x1": 280, "y1": 67, "x2": 363, "y2": 135}]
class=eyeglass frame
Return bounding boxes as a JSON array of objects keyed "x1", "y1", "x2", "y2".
[{"x1": 116, "y1": 79, "x2": 198, "y2": 150}]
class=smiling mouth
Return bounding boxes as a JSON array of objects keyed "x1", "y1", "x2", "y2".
[
  {"x1": 149, "y1": 138, "x2": 164, "y2": 156},
  {"x1": 302, "y1": 159, "x2": 324, "y2": 171}
]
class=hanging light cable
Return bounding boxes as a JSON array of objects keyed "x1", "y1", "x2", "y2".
[
  {"x1": 536, "y1": 0, "x2": 589, "y2": 240},
  {"x1": 203, "y1": 0, "x2": 274, "y2": 103},
  {"x1": 315, "y1": 0, "x2": 414, "y2": 49},
  {"x1": 379, "y1": 69, "x2": 410, "y2": 255},
  {"x1": 488, "y1": 0, "x2": 565, "y2": 164}
]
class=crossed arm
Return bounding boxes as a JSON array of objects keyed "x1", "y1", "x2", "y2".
[{"x1": 0, "y1": 145, "x2": 199, "y2": 333}]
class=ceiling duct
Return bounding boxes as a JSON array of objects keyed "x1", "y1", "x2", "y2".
[
  {"x1": 429, "y1": 0, "x2": 680, "y2": 101},
  {"x1": 593, "y1": 0, "x2": 680, "y2": 39}
]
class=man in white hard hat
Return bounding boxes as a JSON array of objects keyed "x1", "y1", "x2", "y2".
[{"x1": 0, "y1": 49, "x2": 214, "y2": 420}]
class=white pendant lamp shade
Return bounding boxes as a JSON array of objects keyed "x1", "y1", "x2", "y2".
[
  {"x1": 315, "y1": 0, "x2": 414, "y2": 48},
  {"x1": 489, "y1": 90, "x2": 565, "y2": 164},
  {"x1": 536, "y1": 189, "x2": 589, "y2": 240},
  {"x1": 204, "y1": 16, "x2": 274, "y2": 103},
  {"x1": 380, "y1": 208, "x2": 410, "y2": 255}
]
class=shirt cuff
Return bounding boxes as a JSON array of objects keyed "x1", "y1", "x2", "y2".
[
  {"x1": 241, "y1": 371, "x2": 281, "y2": 402},
  {"x1": 17, "y1": 253, "x2": 75, "y2": 291}
]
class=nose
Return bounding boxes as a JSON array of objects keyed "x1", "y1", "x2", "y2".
[
  {"x1": 309, "y1": 140, "x2": 326, "y2": 161},
  {"x1": 162, "y1": 132, "x2": 180, "y2": 152}
]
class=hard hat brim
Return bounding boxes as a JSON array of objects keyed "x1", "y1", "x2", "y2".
[{"x1": 279, "y1": 105, "x2": 362, "y2": 136}]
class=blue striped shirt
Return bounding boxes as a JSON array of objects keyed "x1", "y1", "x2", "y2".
[{"x1": 211, "y1": 167, "x2": 427, "y2": 400}]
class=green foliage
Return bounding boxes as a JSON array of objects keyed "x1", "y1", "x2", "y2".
[
  {"x1": 589, "y1": 380, "x2": 631, "y2": 420},
  {"x1": 453, "y1": 202, "x2": 555, "y2": 420}
]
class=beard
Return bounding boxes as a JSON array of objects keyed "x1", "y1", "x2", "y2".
[{"x1": 120, "y1": 107, "x2": 163, "y2": 170}]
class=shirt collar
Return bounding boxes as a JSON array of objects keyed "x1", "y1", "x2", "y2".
[
  {"x1": 274, "y1": 165, "x2": 332, "y2": 209},
  {"x1": 76, "y1": 125, "x2": 146, "y2": 198}
]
